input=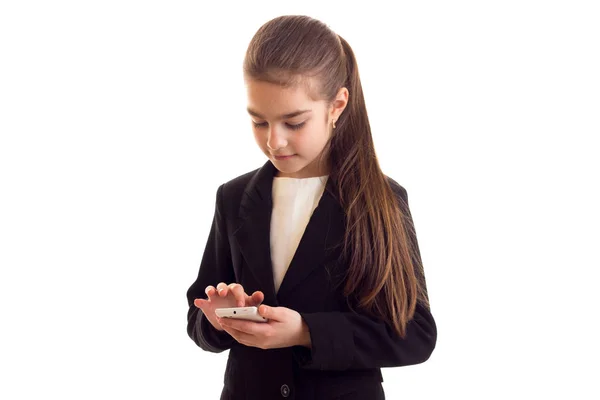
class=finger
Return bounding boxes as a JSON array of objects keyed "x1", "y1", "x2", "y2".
[
  {"x1": 220, "y1": 317, "x2": 268, "y2": 336},
  {"x1": 252, "y1": 291, "x2": 265, "y2": 305},
  {"x1": 245, "y1": 291, "x2": 264, "y2": 306},
  {"x1": 216, "y1": 282, "x2": 228, "y2": 297},
  {"x1": 205, "y1": 285, "x2": 216, "y2": 298},
  {"x1": 221, "y1": 318, "x2": 264, "y2": 336},
  {"x1": 219, "y1": 319, "x2": 267, "y2": 349},
  {"x1": 228, "y1": 283, "x2": 246, "y2": 307}
]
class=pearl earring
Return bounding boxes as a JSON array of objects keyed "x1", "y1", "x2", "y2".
[{"x1": 332, "y1": 119, "x2": 337, "y2": 129}]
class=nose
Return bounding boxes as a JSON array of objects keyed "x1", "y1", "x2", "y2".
[{"x1": 266, "y1": 126, "x2": 287, "y2": 151}]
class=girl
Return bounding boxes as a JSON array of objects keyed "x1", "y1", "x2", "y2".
[{"x1": 186, "y1": 15, "x2": 437, "y2": 400}]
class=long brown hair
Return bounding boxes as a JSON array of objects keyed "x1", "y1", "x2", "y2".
[{"x1": 243, "y1": 15, "x2": 429, "y2": 338}]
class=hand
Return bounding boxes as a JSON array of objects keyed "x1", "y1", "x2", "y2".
[
  {"x1": 217, "y1": 304, "x2": 312, "y2": 350},
  {"x1": 194, "y1": 282, "x2": 264, "y2": 332}
]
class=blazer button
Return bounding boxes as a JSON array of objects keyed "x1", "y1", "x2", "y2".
[{"x1": 280, "y1": 384, "x2": 290, "y2": 397}]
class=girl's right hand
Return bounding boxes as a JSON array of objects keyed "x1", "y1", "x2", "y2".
[{"x1": 193, "y1": 282, "x2": 265, "y2": 331}]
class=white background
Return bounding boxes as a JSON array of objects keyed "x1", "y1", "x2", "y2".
[{"x1": 1, "y1": 1, "x2": 599, "y2": 399}]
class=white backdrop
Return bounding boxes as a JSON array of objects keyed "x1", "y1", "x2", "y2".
[{"x1": 1, "y1": 1, "x2": 599, "y2": 399}]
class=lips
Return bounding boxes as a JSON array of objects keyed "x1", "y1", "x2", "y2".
[{"x1": 274, "y1": 154, "x2": 296, "y2": 160}]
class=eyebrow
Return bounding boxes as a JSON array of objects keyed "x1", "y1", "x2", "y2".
[{"x1": 246, "y1": 107, "x2": 312, "y2": 120}]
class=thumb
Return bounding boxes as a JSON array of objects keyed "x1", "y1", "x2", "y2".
[
  {"x1": 258, "y1": 304, "x2": 280, "y2": 320},
  {"x1": 194, "y1": 299, "x2": 206, "y2": 309}
]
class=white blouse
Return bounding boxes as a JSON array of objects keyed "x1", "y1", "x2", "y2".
[{"x1": 270, "y1": 175, "x2": 328, "y2": 294}]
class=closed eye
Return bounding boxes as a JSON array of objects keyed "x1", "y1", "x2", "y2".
[{"x1": 252, "y1": 121, "x2": 306, "y2": 131}]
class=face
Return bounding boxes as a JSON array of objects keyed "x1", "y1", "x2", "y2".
[{"x1": 245, "y1": 78, "x2": 347, "y2": 179}]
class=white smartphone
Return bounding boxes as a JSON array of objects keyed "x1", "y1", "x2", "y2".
[{"x1": 215, "y1": 306, "x2": 268, "y2": 323}]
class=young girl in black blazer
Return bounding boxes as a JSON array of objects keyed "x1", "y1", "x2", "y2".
[{"x1": 186, "y1": 15, "x2": 437, "y2": 400}]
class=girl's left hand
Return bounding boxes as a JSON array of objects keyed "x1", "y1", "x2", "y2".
[{"x1": 217, "y1": 305, "x2": 311, "y2": 350}]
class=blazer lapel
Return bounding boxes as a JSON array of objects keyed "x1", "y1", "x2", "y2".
[
  {"x1": 276, "y1": 178, "x2": 343, "y2": 299},
  {"x1": 232, "y1": 160, "x2": 279, "y2": 305},
  {"x1": 232, "y1": 160, "x2": 345, "y2": 306}
]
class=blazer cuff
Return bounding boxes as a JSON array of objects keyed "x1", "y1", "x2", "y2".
[
  {"x1": 293, "y1": 312, "x2": 354, "y2": 370},
  {"x1": 197, "y1": 311, "x2": 235, "y2": 352}
]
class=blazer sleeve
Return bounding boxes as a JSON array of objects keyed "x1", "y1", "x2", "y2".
[
  {"x1": 292, "y1": 184, "x2": 437, "y2": 370},
  {"x1": 186, "y1": 184, "x2": 236, "y2": 353}
]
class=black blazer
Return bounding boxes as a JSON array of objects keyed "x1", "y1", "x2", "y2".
[{"x1": 186, "y1": 160, "x2": 437, "y2": 400}]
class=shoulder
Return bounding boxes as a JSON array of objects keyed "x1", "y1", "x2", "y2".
[
  {"x1": 212, "y1": 166, "x2": 263, "y2": 217},
  {"x1": 220, "y1": 167, "x2": 260, "y2": 199},
  {"x1": 384, "y1": 175, "x2": 409, "y2": 206}
]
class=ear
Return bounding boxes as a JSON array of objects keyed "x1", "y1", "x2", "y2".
[{"x1": 329, "y1": 86, "x2": 349, "y2": 121}]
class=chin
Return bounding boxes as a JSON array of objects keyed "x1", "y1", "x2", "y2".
[
  {"x1": 273, "y1": 163, "x2": 301, "y2": 174},
  {"x1": 272, "y1": 159, "x2": 307, "y2": 176}
]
